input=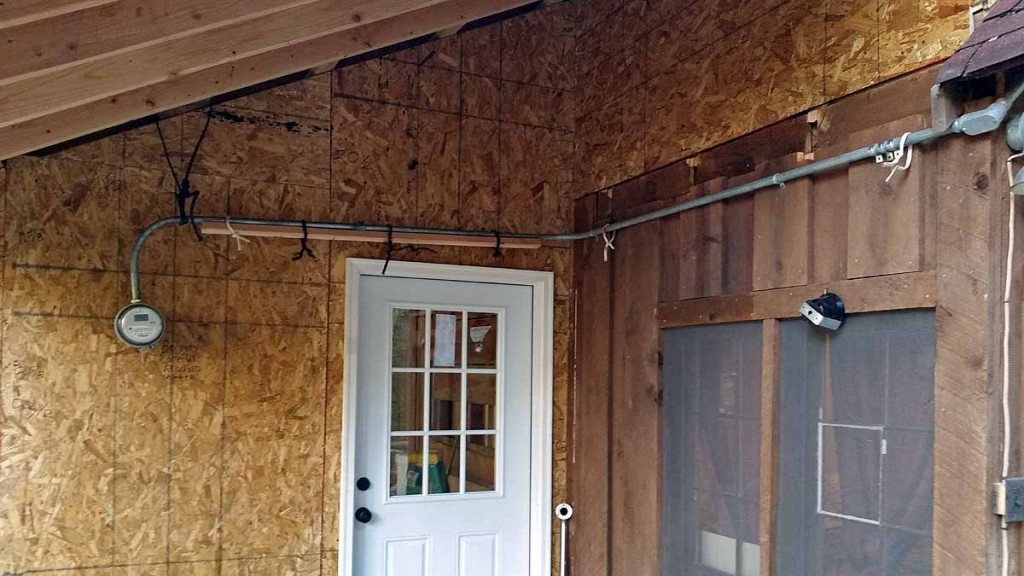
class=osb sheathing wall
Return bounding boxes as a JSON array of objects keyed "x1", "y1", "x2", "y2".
[
  {"x1": 0, "y1": 4, "x2": 575, "y2": 575},
  {"x1": 573, "y1": 0, "x2": 971, "y2": 197}
]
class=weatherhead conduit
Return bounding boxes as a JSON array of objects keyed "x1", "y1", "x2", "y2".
[{"x1": 128, "y1": 80, "x2": 1024, "y2": 305}]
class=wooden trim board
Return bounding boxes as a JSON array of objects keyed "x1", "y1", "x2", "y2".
[
  {"x1": 200, "y1": 222, "x2": 553, "y2": 250},
  {"x1": 758, "y1": 319, "x2": 780, "y2": 576},
  {"x1": 657, "y1": 271, "x2": 937, "y2": 328}
]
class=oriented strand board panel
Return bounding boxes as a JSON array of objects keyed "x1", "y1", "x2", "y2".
[
  {"x1": 0, "y1": 5, "x2": 575, "y2": 575},
  {"x1": 222, "y1": 325, "x2": 327, "y2": 557},
  {"x1": 500, "y1": 124, "x2": 574, "y2": 234},
  {"x1": 459, "y1": 117, "x2": 501, "y2": 230},
  {"x1": 575, "y1": 0, "x2": 970, "y2": 200},
  {"x1": 168, "y1": 323, "x2": 226, "y2": 562},
  {"x1": 5, "y1": 156, "x2": 120, "y2": 269},
  {"x1": 825, "y1": 0, "x2": 880, "y2": 98},
  {"x1": 331, "y1": 99, "x2": 417, "y2": 225},
  {"x1": 0, "y1": 317, "x2": 118, "y2": 570}
]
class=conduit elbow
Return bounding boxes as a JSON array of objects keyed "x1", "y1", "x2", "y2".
[{"x1": 954, "y1": 100, "x2": 1010, "y2": 136}]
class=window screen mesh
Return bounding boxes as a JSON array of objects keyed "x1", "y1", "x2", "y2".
[
  {"x1": 775, "y1": 310, "x2": 935, "y2": 576},
  {"x1": 662, "y1": 322, "x2": 763, "y2": 576}
]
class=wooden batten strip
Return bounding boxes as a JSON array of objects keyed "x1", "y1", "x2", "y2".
[
  {"x1": 200, "y1": 222, "x2": 547, "y2": 249},
  {"x1": 758, "y1": 319, "x2": 780, "y2": 576},
  {"x1": 657, "y1": 270, "x2": 937, "y2": 327},
  {"x1": 0, "y1": 0, "x2": 533, "y2": 159}
]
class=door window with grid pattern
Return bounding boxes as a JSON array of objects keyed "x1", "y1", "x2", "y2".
[{"x1": 389, "y1": 307, "x2": 501, "y2": 498}]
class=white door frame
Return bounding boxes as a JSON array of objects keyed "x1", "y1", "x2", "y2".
[{"x1": 340, "y1": 258, "x2": 554, "y2": 576}]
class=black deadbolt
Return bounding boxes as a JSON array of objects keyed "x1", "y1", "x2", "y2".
[
  {"x1": 356, "y1": 477, "x2": 371, "y2": 491},
  {"x1": 355, "y1": 507, "x2": 372, "y2": 524}
]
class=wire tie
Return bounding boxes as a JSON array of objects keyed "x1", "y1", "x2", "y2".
[
  {"x1": 602, "y1": 226, "x2": 616, "y2": 262},
  {"x1": 772, "y1": 174, "x2": 786, "y2": 188},
  {"x1": 292, "y1": 220, "x2": 315, "y2": 261},
  {"x1": 382, "y1": 225, "x2": 394, "y2": 275},
  {"x1": 223, "y1": 217, "x2": 252, "y2": 251}
]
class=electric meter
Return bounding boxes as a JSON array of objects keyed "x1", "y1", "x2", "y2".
[{"x1": 114, "y1": 302, "x2": 165, "y2": 349}]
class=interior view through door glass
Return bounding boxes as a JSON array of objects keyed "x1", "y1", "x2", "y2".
[{"x1": 389, "y1": 307, "x2": 500, "y2": 497}]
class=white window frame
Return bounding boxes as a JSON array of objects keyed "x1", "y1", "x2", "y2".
[{"x1": 339, "y1": 259, "x2": 554, "y2": 576}]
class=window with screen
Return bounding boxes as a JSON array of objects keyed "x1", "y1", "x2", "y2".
[
  {"x1": 662, "y1": 322, "x2": 763, "y2": 576},
  {"x1": 774, "y1": 309, "x2": 935, "y2": 576}
]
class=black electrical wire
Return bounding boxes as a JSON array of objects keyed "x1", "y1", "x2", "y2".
[
  {"x1": 291, "y1": 220, "x2": 316, "y2": 261},
  {"x1": 382, "y1": 225, "x2": 394, "y2": 275},
  {"x1": 155, "y1": 105, "x2": 214, "y2": 241}
]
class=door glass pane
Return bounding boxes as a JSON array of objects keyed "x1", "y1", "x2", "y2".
[
  {"x1": 466, "y1": 434, "x2": 496, "y2": 492},
  {"x1": 390, "y1": 436, "x2": 425, "y2": 496},
  {"x1": 431, "y1": 311, "x2": 463, "y2": 368},
  {"x1": 430, "y1": 373, "x2": 462, "y2": 431},
  {"x1": 467, "y1": 374, "x2": 497, "y2": 430},
  {"x1": 391, "y1": 373, "x2": 425, "y2": 432},
  {"x1": 468, "y1": 312, "x2": 499, "y2": 368},
  {"x1": 392, "y1": 309, "x2": 426, "y2": 368},
  {"x1": 427, "y1": 436, "x2": 460, "y2": 494},
  {"x1": 387, "y1": 306, "x2": 503, "y2": 500}
]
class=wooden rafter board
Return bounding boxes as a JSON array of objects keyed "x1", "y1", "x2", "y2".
[{"x1": 0, "y1": 0, "x2": 538, "y2": 160}]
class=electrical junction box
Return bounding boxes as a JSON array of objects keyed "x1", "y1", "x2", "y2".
[{"x1": 995, "y1": 478, "x2": 1024, "y2": 523}]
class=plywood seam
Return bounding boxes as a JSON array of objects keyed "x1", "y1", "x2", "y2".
[{"x1": 381, "y1": 59, "x2": 575, "y2": 93}]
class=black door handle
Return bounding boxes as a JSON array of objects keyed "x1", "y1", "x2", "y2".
[
  {"x1": 356, "y1": 477, "x2": 371, "y2": 491},
  {"x1": 355, "y1": 507, "x2": 372, "y2": 524}
]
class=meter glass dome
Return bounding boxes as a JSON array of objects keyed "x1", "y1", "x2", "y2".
[{"x1": 115, "y1": 303, "x2": 165, "y2": 348}]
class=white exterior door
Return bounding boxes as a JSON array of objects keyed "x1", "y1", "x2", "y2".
[{"x1": 350, "y1": 273, "x2": 534, "y2": 576}]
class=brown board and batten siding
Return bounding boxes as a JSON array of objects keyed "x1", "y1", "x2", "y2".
[{"x1": 570, "y1": 65, "x2": 1016, "y2": 575}]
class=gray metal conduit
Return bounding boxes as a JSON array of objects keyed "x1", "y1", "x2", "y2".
[{"x1": 130, "y1": 80, "x2": 1024, "y2": 304}]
